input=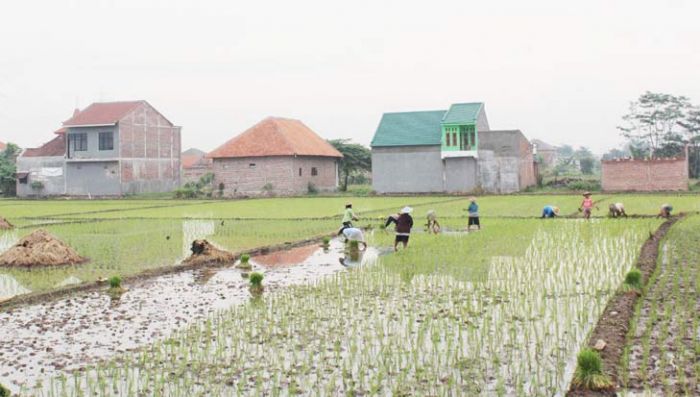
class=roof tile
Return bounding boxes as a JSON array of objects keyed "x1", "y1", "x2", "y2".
[{"x1": 63, "y1": 101, "x2": 144, "y2": 126}]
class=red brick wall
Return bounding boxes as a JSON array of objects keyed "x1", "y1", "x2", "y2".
[
  {"x1": 183, "y1": 165, "x2": 213, "y2": 185},
  {"x1": 601, "y1": 158, "x2": 689, "y2": 191},
  {"x1": 118, "y1": 102, "x2": 180, "y2": 193},
  {"x1": 518, "y1": 136, "x2": 537, "y2": 189},
  {"x1": 213, "y1": 156, "x2": 338, "y2": 196}
]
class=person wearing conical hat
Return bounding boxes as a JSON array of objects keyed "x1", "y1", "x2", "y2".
[{"x1": 541, "y1": 205, "x2": 560, "y2": 218}]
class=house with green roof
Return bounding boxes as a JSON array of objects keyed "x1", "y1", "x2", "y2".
[{"x1": 370, "y1": 102, "x2": 536, "y2": 193}]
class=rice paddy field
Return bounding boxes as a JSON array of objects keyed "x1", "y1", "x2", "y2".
[{"x1": 0, "y1": 193, "x2": 698, "y2": 396}]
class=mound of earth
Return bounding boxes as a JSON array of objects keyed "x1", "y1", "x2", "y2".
[
  {"x1": 0, "y1": 217, "x2": 13, "y2": 230},
  {"x1": 183, "y1": 239, "x2": 236, "y2": 266},
  {"x1": 0, "y1": 229, "x2": 86, "y2": 268}
]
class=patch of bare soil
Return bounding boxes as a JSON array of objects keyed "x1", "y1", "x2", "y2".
[
  {"x1": 182, "y1": 239, "x2": 236, "y2": 266},
  {"x1": 0, "y1": 229, "x2": 86, "y2": 268},
  {"x1": 0, "y1": 217, "x2": 13, "y2": 230},
  {"x1": 567, "y1": 216, "x2": 682, "y2": 397}
]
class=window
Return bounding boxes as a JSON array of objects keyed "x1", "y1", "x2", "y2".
[
  {"x1": 249, "y1": 163, "x2": 256, "y2": 168},
  {"x1": 299, "y1": 168, "x2": 302, "y2": 176},
  {"x1": 311, "y1": 167, "x2": 318, "y2": 176},
  {"x1": 71, "y1": 133, "x2": 88, "y2": 152},
  {"x1": 452, "y1": 132, "x2": 457, "y2": 146},
  {"x1": 98, "y1": 132, "x2": 114, "y2": 151}
]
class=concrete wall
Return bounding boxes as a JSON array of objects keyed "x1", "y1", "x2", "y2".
[
  {"x1": 478, "y1": 150, "x2": 521, "y2": 193},
  {"x1": 478, "y1": 130, "x2": 536, "y2": 191},
  {"x1": 213, "y1": 155, "x2": 338, "y2": 196},
  {"x1": 602, "y1": 158, "x2": 689, "y2": 191},
  {"x1": 477, "y1": 106, "x2": 490, "y2": 131},
  {"x1": 66, "y1": 161, "x2": 120, "y2": 196},
  {"x1": 372, "y1": 145, "x2": 444, "y2": 193},
  {"x1": 444, "y1": 157, "x2": 477, "y2": 192},
  {"x1": 16, "y1": 156, "x2": 65, "y2": 197},
  {"x1": 66, "y1": 126, "x2": 118, "y2": 159},
  {"x1": 118, "y1": 103, "x2": 181, "y2": 194}
]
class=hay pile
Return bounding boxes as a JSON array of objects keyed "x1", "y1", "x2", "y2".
[
  {"x1": 183, "y1": 239, "x2": 236, "y2": 266},
  {"x1": 0, "y1": 229, "x2": 86, "y2": 268},
  {"x1": 0, "y1": 217, "x2": 13, "y2": 230}
]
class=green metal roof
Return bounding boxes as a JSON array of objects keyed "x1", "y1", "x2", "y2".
[
  {"x1": 371, "y1": 110, "x2": 446, "y2": 147},
  {"x1": 441, "y1": 103, "x2": 483, "y2": 124}
]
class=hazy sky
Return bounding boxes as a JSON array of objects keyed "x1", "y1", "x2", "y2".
[{"x1": 1, "y1": 0, "x2": 698, "y2": 154}]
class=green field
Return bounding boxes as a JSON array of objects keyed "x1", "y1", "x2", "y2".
[{"x1": 0, "y1": 195, "x2": 697, "y2": 396}]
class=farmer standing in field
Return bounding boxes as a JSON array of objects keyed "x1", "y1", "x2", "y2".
[
  {"x1": 541, "y1": 205, "x2": 560, "y2": 218},
  {"x1": 657, "y1": 203, "x2": 673, "y2": 219},
  {"x1": 579, "y1": 192, "x2": 594, "y2": 220},
  {"x1": 342, "y1": 202, "x2": 359, "y2": 228},
  {"x1": 609, "y1": 202, "x2": 627, "y2": 218},
  {"x1": 386, "y1": 207, "x2": 413, "y2": 251},
  {"x1": 467, "y1": 197, "x2": 480, "y2": 230}
]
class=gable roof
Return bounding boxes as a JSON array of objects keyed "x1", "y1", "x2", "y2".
[
  {"x1": 181, "y1": 148, "x2": 211, "y2": 168},
  {"x1": 371, "y1": 110, "x2": 446, "y2": 147},
  {"x1": 442, "y1": 103, "x2": 484, "y2": 124},
  {"x1": 62, "y1": 101, "x2": 144, "y2": 126},
  {"x1": 208, "y1": 117, "x2": 342, "y2": 159},
  {"x1": 22, "y1": 135, "x2": 65, "y2": 157},
  {"x1": 531, "y1": 139, "x2": 556, "y2": 151}
]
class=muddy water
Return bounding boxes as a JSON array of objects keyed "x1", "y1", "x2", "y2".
[{"x1": 0, "y1": 238, "x2": 380, "y2": 393}]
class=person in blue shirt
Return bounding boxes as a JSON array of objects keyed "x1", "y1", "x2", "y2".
[
  {"x1": 541, "y1": 205, "x2": 560, "y2": 218},
  {"x1": 467, "y1": 197, "x2": 480, "y2": 230}
]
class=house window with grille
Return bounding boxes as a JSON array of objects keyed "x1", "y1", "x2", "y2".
[
  {"x1": 98, "y1": 132, "x2": 114, "y2": 151},
  {"x1": 299, "y1": 168, "x2": 302, "y2": 176},
  {"x1": 71, "y1": 133, "x2": 88, "y2": 152},
  {"x1": 311, "y1": 167, "x2": 318, "y2": 176}
]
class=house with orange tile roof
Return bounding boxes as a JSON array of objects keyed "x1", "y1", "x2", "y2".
[
  {"x1": 208, "y1": 117, "x2": 342, "y2": 196},
  {"x1": 16, "y1": 101, "x2": 181, "y2": 197},
  {"x1": 181, "y1": 148, "x2": 213, "y2": 185}
]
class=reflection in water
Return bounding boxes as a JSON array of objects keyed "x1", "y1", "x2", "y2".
[
  {"x1": 252, "y1": 244, "x2": 319, "y2": 268},
  {"x1": 181, "y1": 220, "x2": 216, "y2": 258},
  {"x1": 55, "y1": 276, "x2": 82, "y2": 288},
  {"x1": 0, "y1": 274, "x2": 30, "y2": 299}
]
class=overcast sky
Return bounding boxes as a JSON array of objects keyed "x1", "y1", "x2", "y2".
[{"x1": 0, "y1": 0, "x2": 698, "y2": 154}]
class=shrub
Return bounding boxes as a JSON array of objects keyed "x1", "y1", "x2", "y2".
[
  {"x1": 307, "y1": 182, "x2": 319, "y2": 195},
  {"x1": 572, "y1": 349, "x2": 613, "y2": 390},
  {"x1": 30, "y1": 180, "x2": 44, "y2": 190},
  {"x1": 262, "y1": 183, "x2": 274, "y2": 196},
  {"x1": 108, "y1": 276, "x2": 122, "y2": 289},
  {"x1": 567, "y1": 179, "x2": 601, "y2": 192},
  {"x1": 623, "y1": 268, "x2": 643, "y2": 291}
]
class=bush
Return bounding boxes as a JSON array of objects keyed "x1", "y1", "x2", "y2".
[
  {"x1": 572, "y1": 349, "x2": 613, "y2": 390},
  {"x1": 567, "y1": 179, "x2": 601, "y2": 191},
  {"x1": 623, "y1": 268, "x2": 643, "y2": 291},
  {"x1": 174, "y1": 186, "x2": 197, "y2": 199},
  {"x1": 108, "y1": 276, "x2": 122, "y2": 289},
  {"x1": 307, "y1": 182, "x2": 319, "y2": 195},
  {"x1": 30, "y1": 180, "x2": 44, "y2": 190},
  {"x1": 261, "y1": 183, "x2": 274, "y2": 196}
]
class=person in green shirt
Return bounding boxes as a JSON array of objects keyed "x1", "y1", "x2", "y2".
[{"x1": 342, "y1": 202, "x2": 359, "y2": 228}]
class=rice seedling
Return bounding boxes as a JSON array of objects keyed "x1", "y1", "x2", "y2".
[
  {"x1": 249, "y1": 272, "x2": 264, "y2": 294},
  {"x1": 237, "y1": 254, "x2": 252, "y2": 270},
  {"x1": 571, "y1": 348, "x2": 613, "y2": 390},
  {"x1": 622, "y1": 268, "x2": 643, "y2": 292}
]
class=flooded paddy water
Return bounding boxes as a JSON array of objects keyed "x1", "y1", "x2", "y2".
[{"x1": 0, "y1": 238, "x2": 382, "y2": 393}]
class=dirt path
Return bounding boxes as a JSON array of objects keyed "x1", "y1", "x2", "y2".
[{"x1": 567, "y1": 215, "x2": 683, "y2": 397}]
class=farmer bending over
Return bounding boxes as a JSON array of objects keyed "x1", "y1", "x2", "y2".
[
  {"x1": 609, "y1": 203, "x2": 627, "y2": 218},
  {"x1": 342, "y1": 202, "x2": 359, "y2": 228},
  {"x1": 386, "y1": 207, "x2": 413, "y2": 251},
  {"x1": 467, "y1": 197, "x2": 481, "y2": 230},
  {"x1": 426, "y1": 210, "x2": 440, "y2": 234},
  {"x1": 657, "y1": 204, "x2": 673, "y2": 219},
  {"x1": 541, "y1": 205, "x2": 559, "y2": 218},
  {"x1": 338, "y1": 226, "x2": 367, "y2": 250}
]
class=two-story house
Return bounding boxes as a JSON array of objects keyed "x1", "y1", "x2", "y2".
[
  {"x1": 17, "y1": 101, "x2": 181, "y2": 197},
  {"x1": 370, "y1": 102, "x2": 536, "y2": 193}
]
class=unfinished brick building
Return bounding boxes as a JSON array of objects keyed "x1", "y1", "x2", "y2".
[
  {"x1": 208, "y1": 117, "x2": 342, "y2": 196},
  {"x1": 601, "y1": 156, "x2": 689, "y2": 192},
  {"x1": 16, "y1": 101, "x2": 181, "y2": 197}
]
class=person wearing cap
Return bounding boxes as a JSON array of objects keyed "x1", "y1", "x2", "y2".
[
  {"x1": 609, "y1": 202, "x2": 627, "y2": 218},
  {"x1": 386, "y1": 207, "x2": 413, "y2": 251},
  {"x1": 579, "y1": 192, "x2": 594, "y2": 220},
  {"x1": 426, "y1": 210, "x2": 440, "y2": 234},
  {"x1": 342, "y1": 202, "x2": 359, "y2": 228},
  {"x1": 657, "y1": 204, "x2": 673, "y2": 219},
  {"x1": 467, "y1": 197, "x2": 480, "y2": 230},
  {"x1": 541, "y1": 205, "x2": 560, "y2": 218}
]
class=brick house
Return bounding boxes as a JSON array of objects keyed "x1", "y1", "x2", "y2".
[
  {"x1": 531, "y1": 139, "x2": 558, "y2": 167},
  {"x1": 371, "y1": 102, "x2": 536, "y2": 193},
  {"x1": 208, "y1": 117, "x2": 342, "y2": 196},
  {"x1": 181, "y1": 148, "x2": 213, "y2": 185},
  {"x1": 16, "y1": 101, "x2": 181, "y2": 197}
]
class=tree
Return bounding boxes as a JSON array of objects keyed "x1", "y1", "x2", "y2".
[
  {"x1": 679, "y1": 107, "x2": 700, "y2": 177},
  {"x1": 0, "y1": 143, "x2": 20, "y2": 196},
  {"x1": 617, "y1": 91, "x2": 690, "y2": 158},
  {"x1": 328, "y1": 139, "x2": 371, "y2": 191},
  {"x1": 574, "y1": 147, "x2": 597, "y2": 175}
]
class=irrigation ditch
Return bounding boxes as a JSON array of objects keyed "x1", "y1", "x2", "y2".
[{"x1": 566, "y1": 214, "x2": 685, "y2": 397}]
